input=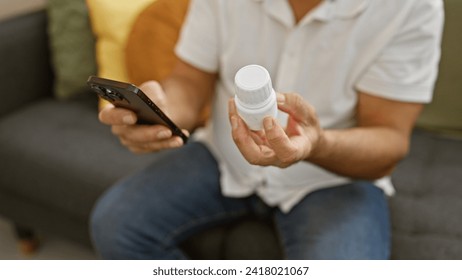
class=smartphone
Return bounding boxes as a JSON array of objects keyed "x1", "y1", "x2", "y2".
[{"x1": 87, "y1": 76, "x2": 188, "y2": 143}]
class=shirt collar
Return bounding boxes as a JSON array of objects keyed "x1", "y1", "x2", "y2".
[
  {"x1": 253, "y1": 0, "x2": 369, "y2": 28},
  {"x1": 331, "y1": 0, "x2": 370, "y2": 19}
]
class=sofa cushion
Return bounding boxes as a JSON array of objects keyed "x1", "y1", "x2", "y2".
[
  {"x1": 390, "y1": 130, "x2": 462, "y2": 259},
  {"x1": 416, "y1": 0, "x2": 462, "y2": 138},
  {"x1": 183, "y1": 218, "x2": 282, "y2": 260},
  {"x1": 0, "y1": 10, "x2": 53, "y2": 117},
  {"x1": 47, "y1": 0, "x2": 97, "y2": 100},
  {"x1": 0, "y1": 94, "x2": 160, "y2": 220},
  {"x1": 86, "y1": 0, "x2": 156, "y2": 83}
]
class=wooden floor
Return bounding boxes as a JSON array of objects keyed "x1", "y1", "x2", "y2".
[{"x1": 0, "y1": 217, "x2": 96, "y2": 260}]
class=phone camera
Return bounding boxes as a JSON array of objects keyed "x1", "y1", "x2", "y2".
[
  {"x1": 91, "y1": 85, "x2": 105, "y2": 95},
  {"x1": 90, "y1": 84, "x2": 129, "y2": 103},
  {"x1": 102, "y1": 87, "x2": 124, "y2": 101}
]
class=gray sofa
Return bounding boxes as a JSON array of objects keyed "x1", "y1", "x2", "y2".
[{"x1": 0, "y1": 5, "x2": 461, "y2": 259}]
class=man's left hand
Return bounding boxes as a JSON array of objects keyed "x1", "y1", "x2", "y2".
[{"x1": 228, "y1": 92, "x2": 324, "y2": 168}]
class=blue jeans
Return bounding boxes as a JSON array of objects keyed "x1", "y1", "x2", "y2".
[{"x1": 90, "y1": 142, "x2": 390, "y2": 259}]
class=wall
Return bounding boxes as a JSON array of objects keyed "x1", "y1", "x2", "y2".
[{"x1": 0, "y1": 0, "x2": 47, "y2": 21}]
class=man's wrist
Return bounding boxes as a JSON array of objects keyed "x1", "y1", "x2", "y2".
[{"x1": 306, "y1": 129, "x2": 330, "y2": 163}]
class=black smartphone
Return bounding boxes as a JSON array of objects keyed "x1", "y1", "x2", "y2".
[{"x1": 87, "y1": 76, "x2": 188, "y2": 143}]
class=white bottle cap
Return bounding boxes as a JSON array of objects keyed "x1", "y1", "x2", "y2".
[{"x1": 234, "y1": 65, "x2": 273, "y2": 108}]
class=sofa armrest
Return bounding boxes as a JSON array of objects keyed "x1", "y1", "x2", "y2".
[{"x1": 0, "y1": 10, "x2": 53, "y2": 117}]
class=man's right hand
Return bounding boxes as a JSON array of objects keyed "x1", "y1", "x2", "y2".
[{"x1": 98, "y1": 81, "x2": 188, "y2": 154}]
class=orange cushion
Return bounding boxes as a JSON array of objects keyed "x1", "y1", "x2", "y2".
[{"x1": 125, "y1": 0, "x2": 190, "y2": 85}]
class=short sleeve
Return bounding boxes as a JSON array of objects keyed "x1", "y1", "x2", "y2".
[
  {"x1": 175, "y1": 0, "x2": 219, "y2": 73},
  {"x1": 356, "y1": 0, "x2": 444, "y2": 103}
]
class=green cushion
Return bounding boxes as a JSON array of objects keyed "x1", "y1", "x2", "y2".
[
  {"x1": 47, "y1": 0, "x2": 97, "y2": 100},
  {"x1": 416, "y1": 0, "x2": 462, "y2": 138}
]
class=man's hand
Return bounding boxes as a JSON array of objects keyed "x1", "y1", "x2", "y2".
[
  {"x1": 98, "y1": 81, "x2": 188, "y2": 154},
  {"x1": 229, "y1": 92, "x2": 324, "y2": 168}
]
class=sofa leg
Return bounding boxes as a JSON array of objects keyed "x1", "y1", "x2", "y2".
[{"x1": 14, "y1": 225, "x2": 40, "y2": 254}]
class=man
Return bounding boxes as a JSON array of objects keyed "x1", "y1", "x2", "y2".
[{"x1": 91, "y1": 0, "x2": 444, "y2": 259}]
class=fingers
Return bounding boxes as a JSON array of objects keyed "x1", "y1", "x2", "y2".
[
  {"x1": 112, "y1": 124, "x2": 184, "y2": 154},
  {"x1": 111, "y1": 124, "x2": 172, "y2": 143},
  {"x1": 263, "y1": 116, "x2": 305, "y2": 166},
  {"x1": 228, "y1": 99, "x2": 277, "y2": 166},
  {"x1": 98, "y1": 81, "x2": 186, "y2": 154},
  {"x1": 231, "y1": 115, "x2": 277, "y2": 165},
  {"x1": 277, "y1": 92, "x2": 316, "y2": 126},
  {"x1": 139, "y1": 80, "x2": 167, "y2": 109},
  {"x1": 265, "y1": 92, "x2": 323, "y2": 165},
  {"x1": 124, "y1": 136, "x2": 184, "y2": 154},
  {"x1": 99, "y1": 100, "x2": 184, "y2": 154},
  {"x1": 99, "y1": 80, "x2": 167, "y2": 126},
  {"x1": 99, "y1": 104, "x2": 137, "y2": 126},
  {"x1": 229, "y1": 97, "x2": 310, "y2": 168}
]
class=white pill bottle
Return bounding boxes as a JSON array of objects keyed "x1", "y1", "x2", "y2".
[{"x1": 234, "y1": 64, "x2": 278, "y2": 131}]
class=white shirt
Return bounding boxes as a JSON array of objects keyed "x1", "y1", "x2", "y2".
[{"x1": 175, "y1": 0, "x2": 444, "y2": 213}]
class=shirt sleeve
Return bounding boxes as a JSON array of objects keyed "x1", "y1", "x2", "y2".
[
  {"x1": 356, "y1": 0, "x2": 444, "y2": 103},
  {"x1": 175, "y1": 0, "x2": 219, "y2": 73}
]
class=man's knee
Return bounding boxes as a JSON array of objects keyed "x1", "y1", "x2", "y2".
[{"x1": 90, "y1": 193, "x2": 119, "y2": 257}]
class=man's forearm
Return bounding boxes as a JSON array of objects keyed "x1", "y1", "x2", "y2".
[
  {"x1": 308, "y1": 126, "x2": 410, "y2": 180},
  {"x1": 160, "y1": 61, "x2": 217, "y2": 132},
  {"x1": 161, "y1": 76, "x2": 205, "y2": 132}
]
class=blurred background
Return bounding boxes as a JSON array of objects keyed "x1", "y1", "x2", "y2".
[
  {"x1": 0, "y1": 0, "x2": 95, "y2": 260},
  {"x1": 0, "y1": 0, "x2": 460, "y2": 260}
]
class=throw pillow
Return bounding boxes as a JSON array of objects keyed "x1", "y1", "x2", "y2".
[
  {"x1": 86, "y1": 0, "x2": 156, "y2": 82},
  {"x1": 125, "y1": 0, "x2": 211, "y2": 124},
  {"x1": 125, "y1": 0, "x2": 190, "y2": 85},
  {"x1": 47, "y1": 0, "x2": 97, "y2": 100}
]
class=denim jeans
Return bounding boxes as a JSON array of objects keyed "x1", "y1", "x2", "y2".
[{"x1": 90, "y1": 142, "x2": 390, "y2": 259}]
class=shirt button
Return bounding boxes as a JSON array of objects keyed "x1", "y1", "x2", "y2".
[{"x1": 261, "y1": 178, "x2": 267, "y2": 187}]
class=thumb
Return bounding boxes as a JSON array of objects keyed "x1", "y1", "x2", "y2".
[
  {"x1": 277, "y1": 92, "x2": 315, "y2": 126},
  {"x1": 139, "y1": 80, "x2": 167, "y2": 109}
]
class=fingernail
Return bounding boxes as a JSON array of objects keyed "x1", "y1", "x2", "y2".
[
  {"x1": 277, "y1": 93, "x2": 285, "y2": 105},
  {"x1": 157, "y1": 130, "x2": 171, "y2": 139},
  {"x1": 170, "y1": 138, "x2": 183, "y2": 148},
  {"x1": 231, "y1": 116, "x2": 238, "y2": 130},
  {"x1": 264, "y1": 117, "x2": 274, "y2": 130},
  {"x1": 123, "y1": 115, "x2": 135, "y2": 124}
]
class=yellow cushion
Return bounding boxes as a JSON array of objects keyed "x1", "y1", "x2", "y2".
[
  {"x1": 125, "y1": 0, "x2": 190, "y2": 85},
  {"x1": 86, "y1": 0, "x2": 156, "y2": 109},
  {"x1": 87, "y1": 0, "x2": 156, "y2": 81}
]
